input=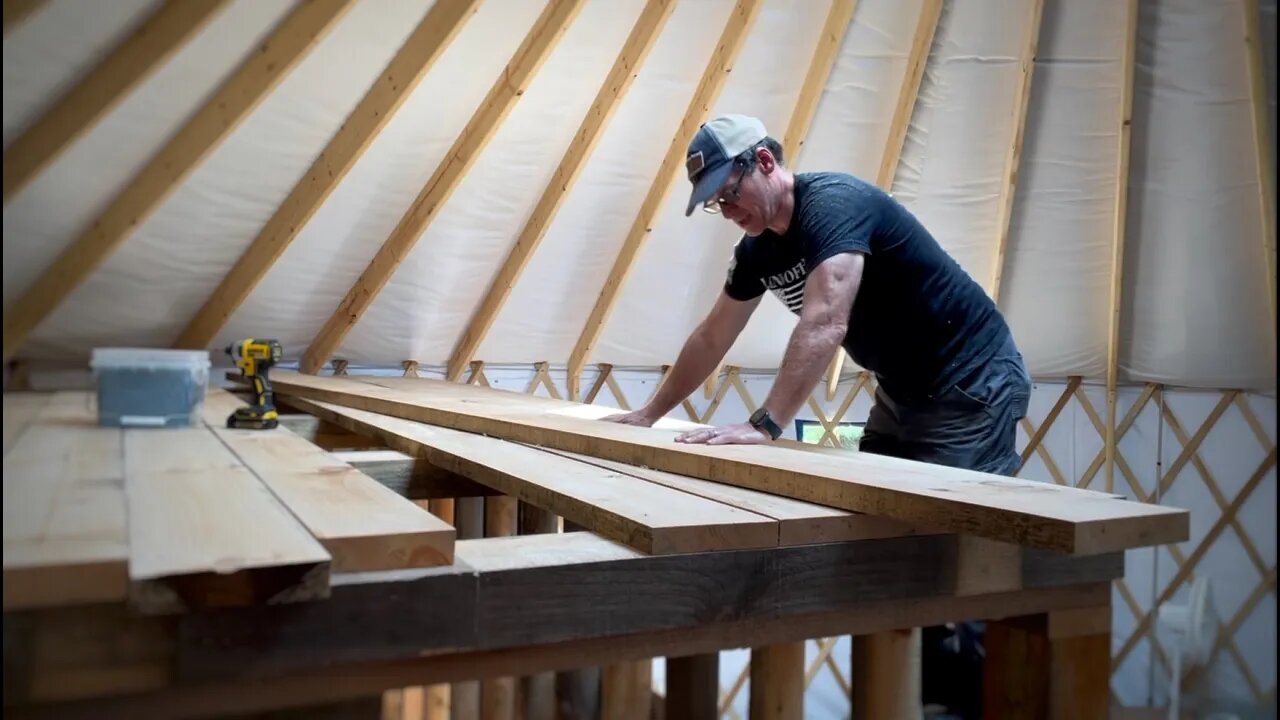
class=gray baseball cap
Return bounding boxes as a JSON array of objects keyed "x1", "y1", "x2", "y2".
[{"x1": 684, "y1": 114, "x2": 769, "y2": 216}]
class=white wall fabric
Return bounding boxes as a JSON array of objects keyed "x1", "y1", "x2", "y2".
[{"x1": 2, "y1": 0, "x2": 1275, "y2": 390}]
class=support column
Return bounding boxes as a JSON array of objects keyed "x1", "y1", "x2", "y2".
[
  {"x1": 556, "y1": 520, "x2": 600, "y2": 720},
  {"x1": 425, "y1": 498, "x2": 455, "y2": 720},
  {"x1": 520, "y1": 502, "x2": 559, "y2": 720},
  {"x1": 602, "y1": 660, "x2": 652, "y2": 720},
  {"x1": 450, "y1": 497, "x2": 485, "y2": 720},
  {"x1": 851, "y1": 628, "x2": 921, "y2": 720},
  {"x1": 482, "y1": 496, "x2": 518, "y2": 720},
  {"x1": 665, "y1": 653, "x2": 718, "y2": 720},
  {"x1": 982, "y1": 603, "x2": 1111, "y2": 720},
  {"x1": 749, "y1": 642, "x2": 804, "y2": 720}
]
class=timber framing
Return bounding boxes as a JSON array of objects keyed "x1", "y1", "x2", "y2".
[
  {"x1": 1, "y1": 0, "x2": 353, "y2": 362},
  {"x1": 174, "y1": 0, "x2": 481, "y2": 350},
  {"x1": 299, "y1": 0, "x2": 587, "y2": 375},
  {"x1": 1, "y1": 0, "x2": 46, "y2": 34},
  {"x1": 565, "y1": 0, "x2": 764, "y2": 400},
  {"x1": 2, "y1": 0, "x2": 229, "y2": 202},
  {"x1": 445, "y1": 0, "x2": 677, "y2": 382}
]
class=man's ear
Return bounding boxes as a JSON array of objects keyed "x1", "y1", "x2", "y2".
[{"x1": 755, "y1": 146, "x2": 776, "y2": 174}]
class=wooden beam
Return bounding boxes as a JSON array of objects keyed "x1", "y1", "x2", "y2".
[
  {"x1": 1106, "y1": 0, "x2": 1140, "y2": 494},
  {"x1": 202, "y1": 390, "x2": 454, "y2": 572},
  {"x1": 988, "y1": 0, "x2": 1045, "y2": 302},
  {"x1": 1, "y1": 0, "x2": 353, "y2": 362},
  {"x1": 445, "y1": 0, "x2": 676, "y2": 382},
  {"x1": 270, "y1": 370, "x2": 1189, "y2": 555},
  {"x1": 329, "y1": 449, "x2": 499, "y2": 499},
  {"x1": 174, "y1": 0, "x2": 480, "y2": 350},
  {"x1": 1, "y1": 0, "x2": 46, "y2": 33},
  {"x1": 123, "y1": 418, "x2": 331, "y2": 614},
  {"x1": 287, "y1": 395, "x2": 779, "y2": 554},
  {"x1": 749, "y1": 642, "x2": 804, "y2": 720},
  {"x1": 3, "y1": 393, "x2": 128, "y2": 610},
  {"x1": 1244, "y1": 0, "x2": 1277, "y2": 335},
  {"x1": 826, "y1": 0, "x2": 942, "y2": 398},
  {"x1": 565, "y1": 0, "x2": 763, "y2": 399},
  {"x1": 299, "y1": 0, "x2": 586, "y2": 375},
  {"x1": 3, "y1": 0, "x2": 229, "y2": 202}
]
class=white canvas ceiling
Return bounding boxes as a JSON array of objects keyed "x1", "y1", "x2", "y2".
[{"x1": 3, "y1": 0, "x2": 1275, "y2": 391}]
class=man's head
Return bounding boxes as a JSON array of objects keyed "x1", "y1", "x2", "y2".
[{"x1": 684, "y1": 114, "x2": 790, "y2": 236}]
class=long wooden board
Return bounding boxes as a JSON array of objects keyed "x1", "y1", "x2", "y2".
[
  {"x1": 287, "y1": 397, "x2": 778, "y2": 554},
  {"x1": 202, "y1": 390, "x2": 453, "y2": 572},
  {"x1": 2, "y1": 391, "x2": 51, "y2": 456},
  {"x1": 124, "y1": 414, "x2": 330, "y2": 613},
  {"x1": 272, "y1": 371, "x2": 1189, "y2": 555},
  {"x1": 3, "y1": 392, "x2": 129, "y2": 609}
]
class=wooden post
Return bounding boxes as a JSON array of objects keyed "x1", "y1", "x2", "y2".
[
  {"x1": 450, "y1": 497, "x2": 485, "y2": 720},
  {"x1": 602, "y1": 661, "x2": 652, "y2": 720},
  {"x1": 851, "y1": 628, "x2": 921, "y2": 720},
  {"x1": 519, "y1": 501, "x2": 559, "y2": 720},
  {"x1": 749, "y1": 642, "x2": 804, "y2": 720},
  {"x1": 983, "y1": 604, "x2": 1111, "y2": 720},
  {"x1": 424, "y1": 497, "x2": 456, "y2": 720},
  {"x1": 482, "y1": 496, "x2": 519, "y2": 720},
  {"x1": 665, "y1": 653, "x2": 718, "y2": 720},
  {"x1": 556, "y1": 519, "x2": 601, "y2": 720}
]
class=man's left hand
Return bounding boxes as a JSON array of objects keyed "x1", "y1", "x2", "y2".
[{"x1": 675, "y1": 422, "x2": 772, "y2": 445}]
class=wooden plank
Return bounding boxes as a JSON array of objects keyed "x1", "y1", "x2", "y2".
[
  {"x1": 299, "y1": 0, "x2": 587, "y2": 375},
  {"x1": 174, "y1": 0, "x2": 480, "y2": 350},
  {"x1": 827, "y1": 0, "x2": 941, "y2": 398},
  {"x1": 124, "y1": 418, "x2": 331, "y2": 613},
  {"x1": 271, "y1": 371, "x2": 1189, "y2": 555},
  {"x1": 201, "y1": 390, "x2": 453, "y2": 572},
  {"x1": 329, "y1": 449, "x2": 499, "y2": 499},
  {"x1": 445, "y1": 0, "x2": 677, "y2": 381},
  {"x1": 1, "y1": 0, "x2": 47, "y2": 33},
  {"x1": 287, "y1": 396, "x2": 779, "y2": 554},
  {"x1": 2, "y1": 393, "x2": 129, "y2": 609},
  {"x1": 1106, "y1": 0, "x2": 1139, "y2": 494},
  {"x1": 2, "y1": 391, "x2": 51, "y2": 456},
  {"x1": 565, "y1": 0, "x2": 764, "y2": 399},
  {"x1": 275, "y1": 414, "x2": 385, "y2": 450},
  {"x1": 544, "y1": 448, "x2": 920, "y2": 546},
  {"x1": 2, "y1": 0, "x2": 353, "y2": 362},
  {"x1": 988, "y1": 0, "x2": 1045, "y2": 301},
  {"x1": 3, "y1": 0, "x2": 229, "y2": 201}
]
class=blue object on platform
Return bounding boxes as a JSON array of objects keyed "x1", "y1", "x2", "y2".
[{"x1": 91, "y1": 348, "x2": 211, "y2": 428}]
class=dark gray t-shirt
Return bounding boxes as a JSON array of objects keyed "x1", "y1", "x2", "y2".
[{"x1": 724, "y1": 171, "x2": 1011, "y2": 403}]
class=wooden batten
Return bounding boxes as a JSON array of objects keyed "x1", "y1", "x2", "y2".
[
  {"x1": 299, "y1": 0, "x2": 587, "y2": 375},
  {"x1": 1, "y1": 0, "x2": 353, "y2": 362},
  {"x1": 565, "y1": 0, "x2": 764, "y2": 400},
  {"x1": 1, "y1": 0, "x2": 48, "y2": 34},
  {"x1": 174, "y1": 0, "x2": 480, "y2": 350},
  {"x1": 445, "y1": 0, "x2": 677, "y2": 382},
  {"x1": 1243, "y1": 0, "x2": 1277, "y2": 352}
]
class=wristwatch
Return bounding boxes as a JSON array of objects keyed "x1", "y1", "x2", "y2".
[{"x1": 748, "y1": 407, "x2": 783, "y2": 441}]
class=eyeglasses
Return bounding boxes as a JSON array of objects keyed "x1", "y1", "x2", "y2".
[{"x1": 701, "y1": 159, "x2": 753, "y2": 214}]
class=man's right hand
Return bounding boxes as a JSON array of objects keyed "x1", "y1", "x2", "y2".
[{"x1": 601, "y1": 409, "x2": 659, "y2": 427}]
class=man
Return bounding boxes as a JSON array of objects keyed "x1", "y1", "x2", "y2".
[{"x1": 605, "y1": 114, "x2": 1030, "y2": 476}]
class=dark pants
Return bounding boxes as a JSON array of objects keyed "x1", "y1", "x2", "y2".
[
  {"x1": 859, "y1": 337, "x2": 1031, "y2": 476},
  {"x1": 858, "y1": 337, "x2": 1031, "y2": 720}
]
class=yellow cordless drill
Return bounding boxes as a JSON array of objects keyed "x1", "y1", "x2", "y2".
[{"x1": 225, "y1": 338, "x2": 282, "y2": 430}]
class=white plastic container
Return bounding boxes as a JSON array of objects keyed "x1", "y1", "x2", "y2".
[{"x1": 90, "y1": 348, "x2": 211, "y2": 428}]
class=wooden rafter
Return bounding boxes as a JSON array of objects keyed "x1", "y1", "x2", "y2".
[
  {"x1": 987, "y1": 0, "x2": 1045, "y2": 301},
  {"x1": 1106, "y1": 0, "x2": 1140, "y2": 494},
  {"x1": 444, "y1": 0, "x2": 676, "y2": 382},
  {"x1": 1, "y1": 0, "x2": 354, "y2": 362},
  {"x1": 174, "y1": 0, "x2": 480, "y2": 350},
  {"x1": 299, "y1": 0, "x2": 587, "y2": 375},
  {"x1": 1017, "y1": 376, "x2": 1080, "y2": 468},
  {"x1": 1243, "y1": 0, "x2": 1277, "y2": 343},
  {"x1": 3, "y1": 0, "x2": 229, "y2": 202},
  {"x1": 826, "y1": 0, "x2": 942, "y2": 400},
  {"x1": 1, "y1": 0, "x2": 46, "y2": 33},
  {"x1": 584, "y1": 363, "x2": 613, "y2": 405},
  {"x1": 564, "y1": 0, "x2": 764, "y2": 400}
]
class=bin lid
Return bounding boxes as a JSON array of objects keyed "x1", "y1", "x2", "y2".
[{"x1": 91, "y1": 347, "x2": 212, "y2": 369}]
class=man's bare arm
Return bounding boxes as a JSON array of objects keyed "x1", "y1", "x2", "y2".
[
  {"x1": 759, "y1": 252, "x2": 864, "y2": 428},
  {"x1": 609, "y1": 290, "x2": 761, "y2": 425}
]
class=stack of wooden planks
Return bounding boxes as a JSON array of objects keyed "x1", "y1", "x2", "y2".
[
  {"x1": 269, "y1": 370, "x2": 1190, "y2": 557},
  {"x1": 2, "y1": 388, "x2": 454, "y2": 614}
]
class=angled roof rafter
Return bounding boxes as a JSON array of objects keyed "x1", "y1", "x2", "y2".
[
  {"x1": 1, "y1": 0, "x2": 47, "y2": 34},
  {"x1": 444, "y1": 0, "x2": 678, "y2": 383},
  {"x1": 1, "y1": 0, "x2": 355, "y2": 362},
  {"x1": 298, "y1": 0, "x2": 589, "y2": 375},
  {"x1": 565, "y1": 0, "x2": 765, "y2": 400},
  {"x1": 173, "y1": 0, "x2": 482, "y2": 351},
  {"x1": 2, "y1": 0, "x2": 230, "y2": 202}
]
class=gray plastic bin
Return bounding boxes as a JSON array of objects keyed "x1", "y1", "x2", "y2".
[{"x1": 91, "y1": 348, "x2": 211, "y2": 428}]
